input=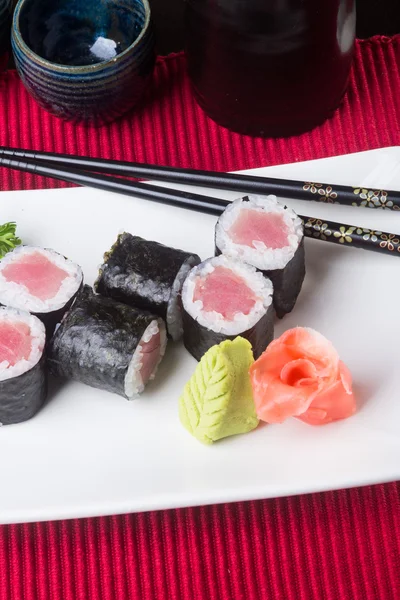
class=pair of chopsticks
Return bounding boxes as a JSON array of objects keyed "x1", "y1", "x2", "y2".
[{"x1": 0, "y1": 146, "x2": 399, "y2": 257}]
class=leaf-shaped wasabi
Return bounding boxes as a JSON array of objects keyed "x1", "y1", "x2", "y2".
[{"x1": 179, "y1": 337, "x2": 259, "y2": 444}]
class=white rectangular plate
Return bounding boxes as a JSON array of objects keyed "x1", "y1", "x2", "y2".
[{"x1": 0, "y1": 147, "x2": 400, "y2": 525}]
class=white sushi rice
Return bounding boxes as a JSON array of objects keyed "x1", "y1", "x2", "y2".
[
  {"x1": 0, "y1": 246, "x2": 83, "y2": 314},
  {"x1": 166, "y1": 255, "x2": 200, "y2": 341},
  {"x1": 124, "y1": 318, "x2": 168, "y2": 399},
  {"x1": 215, "y1": 195, "x2": 303, "y2": 271},
  {"x1": 182, "y1": 255, "x2": 273, "y2": 336},
  {"x1": 0, "y1": 307, "x2": 45, "y2": 382}
]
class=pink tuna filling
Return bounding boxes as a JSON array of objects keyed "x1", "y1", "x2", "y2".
[
  {"x1": 2, "y1": 252, "x2": 69, "y2": 301},
  {"x1": 0, "y1": 321, "x2": 32, "y2": 366},
  {"x1": 228, "y1": 208, "x2": 290, "y2": 250},
  {"x1": 194, "y1": 266, "x2": 257, "y2": 320},
  {"x1": 138, "y1": 330, "x2": 161, "y2": 385}
]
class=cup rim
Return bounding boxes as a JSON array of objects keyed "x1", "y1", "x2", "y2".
[{"x1": 12, "y1": 0, "x2": 152, "y2": 73}]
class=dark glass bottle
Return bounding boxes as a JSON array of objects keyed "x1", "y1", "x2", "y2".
[{"x1": 185, "y1": 0, "x2": 356, "y2": 137}]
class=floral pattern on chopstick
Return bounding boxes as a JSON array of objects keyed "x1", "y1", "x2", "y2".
[
  {"x1": 333, "y1": 226, "x2": 356, "y2": 243},
  {"x1": 352, "y1": 188, "x2": 399, "y2": 209},
  {"x1": 303, "y1": 219, "x2": 400, "y2": 253},
  {"x1": 303, "y1": 183, "x2": 338, "y2": 203},
  {"x1": 356, "y1": 229, "x2": 382, "y2": 242},
  {"x1": 302, "y1": 184, "x2": 400, "y2": 210},
  {"x1": 302, "y1": 219, "x2": 332, "y2": 241},
  {"x1": 379, "y1": 233, "x2": 400, "y2": 252}
]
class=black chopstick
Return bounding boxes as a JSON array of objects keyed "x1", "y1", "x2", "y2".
[
  {"x1": 1, "y1": 146, "x2": 400, "y2": 211},
  {"x1": 0, "y1": 154, "x2": 399, "y2": 258},
  {"x1": 0, "y1": 155, "x2": 228, "y2": 216}
]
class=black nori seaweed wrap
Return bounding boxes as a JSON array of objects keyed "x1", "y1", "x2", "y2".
[
  {"x1": 0, "y1": 355, "x2": 47, "y2": 425},
  {"x1": 262, "y1": 238, "x2": 305, "y2": 319},
  {"x1": 30, "y1": 285, "x2": 83, "y2": 338},
  {"x1": 47, "y1": 285, "x2": 165, "y2": 399},
  {"x1": 95, "y1": 233, "x2": 201, "y2": 340},
  {"x1": 182, "y1": 305, "x2": 275, "y2": 361}
]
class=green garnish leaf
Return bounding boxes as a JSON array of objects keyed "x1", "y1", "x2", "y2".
[{"x1": 0, "y1": 222, "x2": 21, "y2": 259}]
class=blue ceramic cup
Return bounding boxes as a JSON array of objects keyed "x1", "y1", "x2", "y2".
[
  {"x1": 0, "y1": 0, "x2": 12, "y2": 72},
  {"x1": 11, "y1": 0, "x2": 155, "y2": 124}
]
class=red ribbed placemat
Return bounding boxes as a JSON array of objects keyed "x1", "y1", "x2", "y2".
[{"x1": 0, "y1": 36, "x2": 400, "y2": 599}]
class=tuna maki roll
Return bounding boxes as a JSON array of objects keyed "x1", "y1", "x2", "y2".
[
  {"x1": 182, "y1": 255, "x2": 274, "y2": 361},
  {"x1": 48, "y1": 285, "x2": 167, "y2": 399},
  {"x1": 215, "y1": 195, "x2": 305, "y2": 318},
  {"x1": 0, "y1": 307, "x2": 47, "y2": 425},
  {"x1": 95, "y1": 233, "x2": 201, "y2": 341},
  {"x1": 0, "y1": 246, "x2": 83, "y2": 336}
]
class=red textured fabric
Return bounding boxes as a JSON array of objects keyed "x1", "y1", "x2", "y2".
[
  {"x1": 0, "y1": 36, "x2": 400, "y2": 599},
  {"x1": 1, "y1": 37, "x2": 400, "y2": 192}
]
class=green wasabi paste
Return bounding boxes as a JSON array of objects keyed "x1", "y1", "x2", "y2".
[{"x1": 179, "y1": 337, "x2": 259, "y2": 444}]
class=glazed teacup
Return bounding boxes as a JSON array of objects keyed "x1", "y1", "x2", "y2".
[
  {"x1": 12, "y1": 0, "x2": 155, "y2": 124},
  {"x1": 0, "y1": 0, "x2": 12, "y2": 71}
]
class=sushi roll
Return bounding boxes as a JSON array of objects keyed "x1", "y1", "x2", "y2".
[
  {"x1": 182, "y1": 255, "x2": 274, "y2": 361},
  {"x1": 215, "y1": 195, "x2": 305, "y2": 318},
  {"x1": 0, "y1": 307, "x2": 47, "y2": 425},
  {"x1": 95, "y1": 233, "x2": 201, "y2": 341},
  {"x1": 0, "y1": 246, "x2": 83, "y2": 336},
  {"x1": 48, "y1": 285, "x2": 167, "y2": 399}
]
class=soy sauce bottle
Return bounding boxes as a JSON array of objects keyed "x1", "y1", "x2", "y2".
[{"x1": 185, "y1": 0, "x2": 356, "y2": 137}]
